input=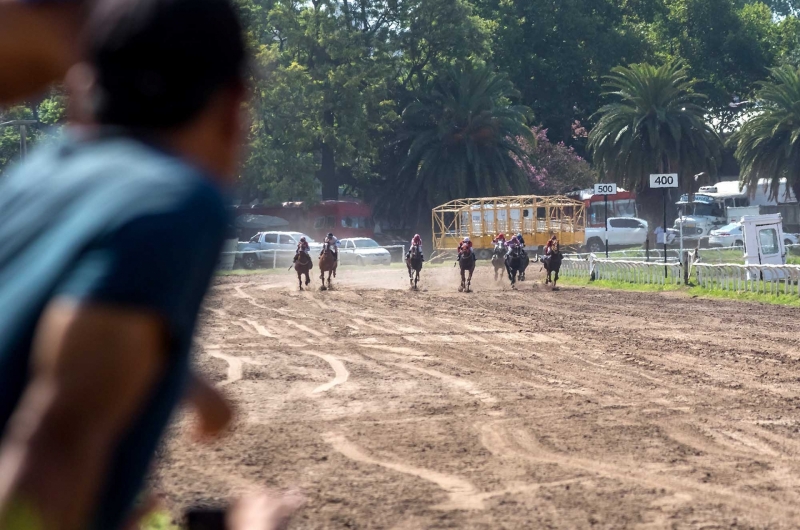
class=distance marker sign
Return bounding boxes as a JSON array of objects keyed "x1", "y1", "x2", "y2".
[
  {"x1": 649, "y1": 173, "x2": 679, "y2": 188},
  {"x1": 594, "y1": 183, "x2": 617, "y2": 195}
]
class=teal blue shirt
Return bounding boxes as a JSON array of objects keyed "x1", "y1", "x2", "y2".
[{"x1": 0, "y1": 132, "x2": 228, "y2": 528}]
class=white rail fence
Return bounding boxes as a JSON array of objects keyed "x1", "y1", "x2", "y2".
[
  {"x1": 564, "y1": 244, "x2": 800, "y2": 264},
  {"x1": 218, "y1": 245, "x2": 407, "y2": 270},
  {"x1": 561, "y1": 256, "x2": 800, "y2": 296},
  {"x1": 561, "y1": 258, "x2": 682, "y2": 285},
  {"x1": 695, "y1": 263, "x2": 800, "y2": 296}
]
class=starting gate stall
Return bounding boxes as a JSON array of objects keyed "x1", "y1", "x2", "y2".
[{"x1": 432, "y1": 195, "x2": 586, "y2": 259}]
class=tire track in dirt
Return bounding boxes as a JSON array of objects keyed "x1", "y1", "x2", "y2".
[
  {"x1": 477, "y1": 419, "x2": 799, "y2": 523},
  {"x1": 305, "y1": 351, "x2": 349, "y2": 394},
  {"x1": 323, "y1": 432, "x2": 485, "y2": 510},
  {"x1": 207, "y1": 349, "x2": 243, "y2": 385}
]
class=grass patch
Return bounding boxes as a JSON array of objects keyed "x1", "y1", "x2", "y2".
[
  {"x1": 139, "y1": 511, "x2": 180, "y2": 530},
  {"x1": 558, "y1": 275, "x2": 800, "y2": 307}
]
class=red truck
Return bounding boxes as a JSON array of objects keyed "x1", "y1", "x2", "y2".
[{"x1": 233, "y1": 199, "x2": 375, "y2": 241}]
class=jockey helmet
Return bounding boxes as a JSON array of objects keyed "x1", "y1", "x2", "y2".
[
  {"x1": 327, "y1": 232, "x2": 334, "y2": 238},
  {"x1": 516, "y1": 233, "x2": 523, "y2": 239},
  {"x1": 497, "y1": 233, "x2": 505, "y2": 239},
  {"x1": 300, "y1": 236, "x2": 306, "y2": 242},
  {"x1": 464, "y1": 237, "x2": 471, "y2": 242},
  {"x1": 413, "y1": 234, "x2": 421, "y2": 242}
]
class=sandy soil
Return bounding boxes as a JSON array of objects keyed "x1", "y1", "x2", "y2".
[{"x1": 154, "y1": 263, "x2": 800, "y2": 529}]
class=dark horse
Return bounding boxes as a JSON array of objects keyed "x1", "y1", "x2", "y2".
[
  {"x1": 505, "y1": 245, "x2": 524, "y2": 288},
  {"x1": 294, "y1": 251, "x2": 312, "y2": 290},
  {"x1": 491, "y1": 241, "x2": 506, "y2": 281},
  {"x1": 539, "y1": 243, "x2": 563, "y2": 289},
  {"x1": 406, "y1": 244, "x2": 423, "y2": 289},
  {"x1": 318, "y1": 242, "x2": 337, "y2": 290},
  {"x1": 458, "y1": 246, "x2": 476, "y2": 292},
  {"x1": 518, "y1": 249, "x2": 530, "y2": 281}
]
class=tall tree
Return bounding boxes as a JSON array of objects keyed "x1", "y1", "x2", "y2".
[
  {"x1": 588, "y1": 61, "x2": 722, "y2": 224},
  {"x1": 650, "y1": 0, "x2": 780, "y2": 132},
  {"x1": 235, "y1": 0, "x2": 492, "y2": 204},
  {"x1": 732, "y1": 65, "x2": 800, "y2": 203},
  {"x1": 473, "y1": 0, "x2": 654, "y2": 146},
  {"x1": 387, "y1": 64, "x2": 533, "y2": 220}
]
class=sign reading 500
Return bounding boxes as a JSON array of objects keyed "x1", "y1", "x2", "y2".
[
  {"x1": 594, "y1": 183, "x2": 617, "y2": 195},
  {"x1": 649, "y1": 173, "x2": 679, "y2": 188}
]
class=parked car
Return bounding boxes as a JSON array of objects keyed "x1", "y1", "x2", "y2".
[
  {"x1": 339, "y1": 238, "x2": 392, "y2": 266},
  {"x1": 708, "y1": 222, "x2": 744, "y2": 247},
  {"x1": 784, "y1": 233, "x2": 799, "y2": 246},
  {"x1": 237, "y1": 231, "x2": 321, "y2": 269},
  {"x1": 584, "y1": 217, "x2": 648, "y2": 253}
]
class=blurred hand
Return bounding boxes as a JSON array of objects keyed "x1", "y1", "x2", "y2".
[
  {"x1": 186, "y1": 374, "x2": 234, "y2": 440},
  {"x1": 227, "y1": 490, "x2": 306, "y2": 530}
]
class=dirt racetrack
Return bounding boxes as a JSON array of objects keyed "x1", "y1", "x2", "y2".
[{"x1": 155, "y1": 263, "x2": 800, "y2": 529}]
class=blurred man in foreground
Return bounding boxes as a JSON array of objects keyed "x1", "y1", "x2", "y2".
[{"x1": 0, "y1": 0, "x2": 301, "y2": 527}]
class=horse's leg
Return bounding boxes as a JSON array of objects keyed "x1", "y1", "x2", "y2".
[
  {"x1": 297, "y1": 272, "x2": 302, "y2": 291},
  {"x1": 467, "y1": 266, "x2": 474, "y2": 292}
]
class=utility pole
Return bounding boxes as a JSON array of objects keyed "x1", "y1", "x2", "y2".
[{"x1": 0, "y1": 120, "x2": 38, "y2": 161}]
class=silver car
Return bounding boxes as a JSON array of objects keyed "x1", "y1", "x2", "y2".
[
  {"x1": 238, "y1": 231, "x2": 321, "y2": 268},
  {"x1": 339, "y1": 238, "x2": 392, "y2": 266}
]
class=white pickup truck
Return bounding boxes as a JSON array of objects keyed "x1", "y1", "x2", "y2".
[{"x1": 584, "y1": 217, "x2": 649, "y2": 253}]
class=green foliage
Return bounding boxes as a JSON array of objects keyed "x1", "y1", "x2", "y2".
[
  {"x1": 0, "y1": 90, "x2": 67, "y2": 176},
  {"x1": 473, "y1": 0, "x2": 654, "y2": 146},
  {"x1": 235, "y1": 0, "x2": 491, "y2": 204},
  {"x1": 732, "y1": 65, "x2": 800, "y2": 201},
  {"x1": 390, "y1": 64, "x2": 533, "y2": 213},
  {"x1": 588, "y1": 61, "x2": 722, "y2": 193},
  {"x1": 138, "y1": 511, "x2": 180, "y2": 530}
]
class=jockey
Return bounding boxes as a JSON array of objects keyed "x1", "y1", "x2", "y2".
[
  {"x1": 406, "y1": 234, "x2": 424, "y2": 261},
  {"x1": 544, "y1": 235, "x2": 558, "y2": 256},
  {"x1": 321, "y1": 232, "x2": 339, "y2": 261},
  {"x1": 504, "y1": 234, "x2": 521, "y2": 257},
  {"x1": 293, "y1": 236, "x2": 310, "y2": 262},
  {"x1": 492, "y1": 233, "x2": 506, "y2": 246},
  {"x1": 516, "y1": 233, "x2": 526, "y2": 252},
  {"x1": 457, "y1": 236, "x2": 475, "y2": 261}
]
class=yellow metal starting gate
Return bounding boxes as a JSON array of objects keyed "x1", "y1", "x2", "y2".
[{"x1": 432, "y1": 194, "x2": 586, "y2": 258}]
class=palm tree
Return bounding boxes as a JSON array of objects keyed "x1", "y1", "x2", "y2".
[
  {"x1": 588, "y1": 61, "x2": 722, "y2": 223},
  {"x1": 732, "y1": 65, "x2": 800, "y2": 204},
  {"x1": 392, "y1": 64, "x2": 534, "y2": 215}
]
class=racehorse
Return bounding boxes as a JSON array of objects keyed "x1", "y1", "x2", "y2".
[
  {"x1": 318, "y1": 242, "x2": 337, "y2": 290},
  {"x1": 458, "y1": 246, "x2": 476, "y2": 292},
  {"x1": 539, "y1": 243, "x2": 563, "y2": 289},
  {"x1": 294, "y1": 251, "x2": 312, "y2": 290},
  {"x1": 518, "y1": 249, "x2": 530, "y2": 281},
  {"x1": 505, "y1": 245, "x2": 524, "y2": 288},
  {"x1": 406, "y1": 244, "x2": 423, "y2": 289},
  {"x1": 491, "y1": 241, "x2": 506, "y2": 281}
]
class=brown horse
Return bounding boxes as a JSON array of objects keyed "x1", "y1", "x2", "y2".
[
  {"x1": 318, "y1": 242, "x2": 337, "y2": 290},
  {"x1": 294, "y1": 252, "x2": 312, "y2": 290},
  {"x1": 537, "y1": 242, "x2": 563, "y2": 290},
  {"x1": 458, "y1": 247, "x2": 476, "y2": 292}
]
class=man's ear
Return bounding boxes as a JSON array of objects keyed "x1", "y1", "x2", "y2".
[{"x1": 65, "y1": 63, "x2": 98, "y2": 125}]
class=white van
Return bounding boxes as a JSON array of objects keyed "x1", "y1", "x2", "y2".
[{"x1": 742, "y1": 214, "x2": 788, "y2": 280}]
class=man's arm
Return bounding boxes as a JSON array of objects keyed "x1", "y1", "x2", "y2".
[
  {"x1": 0, "y1": 299, "x2": 166, "y2": 530},
  {"x1": 0, "y1": 0, "x2": 84, "y2": 103}
]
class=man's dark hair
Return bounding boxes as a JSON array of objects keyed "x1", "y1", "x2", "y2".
[{"x1": 87, "y1": 0, "x2": 246, "y2": 129}]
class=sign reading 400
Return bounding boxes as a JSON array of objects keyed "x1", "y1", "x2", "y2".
[{"x1": 649, "y1": 173, "x2": 679, "y2": 188}]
